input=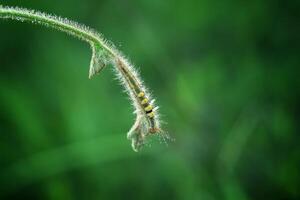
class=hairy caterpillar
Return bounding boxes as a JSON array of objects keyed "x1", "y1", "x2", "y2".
[{"x1": 114, "y1": 58, "x2": 168, "y2": 151}]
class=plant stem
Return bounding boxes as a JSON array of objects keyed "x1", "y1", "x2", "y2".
[
  {"x1": 0, "y1": 5, "x2": 167, "y2": 152},
  {"x1": 0, "y1": 6, "x2": 114, "y2": 56}
]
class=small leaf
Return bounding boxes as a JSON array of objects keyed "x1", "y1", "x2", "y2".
[{"x1": 88, "y1": 45, "x2": 110, "y2": 79}]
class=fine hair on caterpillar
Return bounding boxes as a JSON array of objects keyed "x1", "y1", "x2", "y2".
[
  {"x1": 0, "y1": 5, "x2": 170, "y2": 151},
  {"x1": 113, "y1": 57, "x2": 169, "y2": 151}
]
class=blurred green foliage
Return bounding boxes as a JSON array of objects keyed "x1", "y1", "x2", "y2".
[{"x1": 0, "y1": 0, "x2": 299, "y2": 199}]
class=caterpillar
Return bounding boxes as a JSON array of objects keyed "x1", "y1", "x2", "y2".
[
  {"x1": 114, "y1": 58, "x2": 162, "y2": 142},
  {"x1": 113, "y1": 57, "x2": 169, "y2": 151}
]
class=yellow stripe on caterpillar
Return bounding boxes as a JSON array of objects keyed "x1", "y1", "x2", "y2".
[
  {"x1": 145, "y1": 105, "x2": 153, "y2": 112},
  {"x1": 141, "y1": 98, "x2": 148, "y2": 105},
  {"x1": 138, "y1": 92, "x2": 145, "y2": 98},
  {"x1": 147, "y1": 112, "x2": 155, "y2": 118}
]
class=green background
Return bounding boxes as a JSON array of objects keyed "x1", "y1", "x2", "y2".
[{"x1": 0, "y1": 0, "x2": 299, "y2": 199}]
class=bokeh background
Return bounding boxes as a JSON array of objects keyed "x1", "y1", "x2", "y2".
[{"x1": 0, "y1": 0, "x2": 299, "y2": 199}]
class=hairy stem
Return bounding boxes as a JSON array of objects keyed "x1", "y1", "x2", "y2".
[
  {"x1": 0, "y1": 5, "x2": 167, "y2": 151},
  {"x1": 0, "y1": 5, "x2": 113, "y2": 55}
]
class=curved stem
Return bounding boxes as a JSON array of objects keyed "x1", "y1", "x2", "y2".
[
  {"x1": 0, "y1": 5, "x2": 166, "y2": 152},
  {"x1": 0, "y1": 6, "x2": 115, "y2": 56}
]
